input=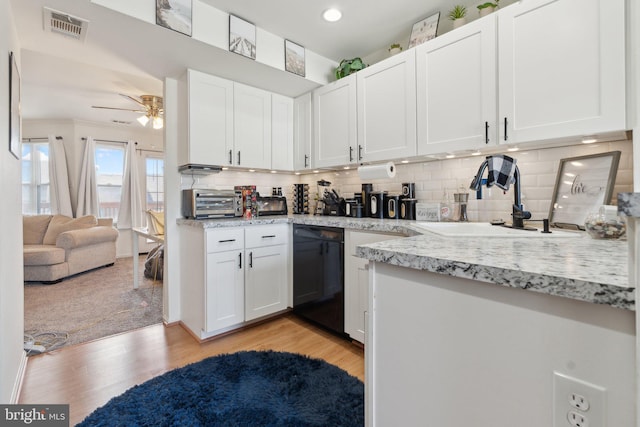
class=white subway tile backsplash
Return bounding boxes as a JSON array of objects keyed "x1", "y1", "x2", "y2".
[{"x1": 182, "y1": 139, "x2": 633, "y2": 222}]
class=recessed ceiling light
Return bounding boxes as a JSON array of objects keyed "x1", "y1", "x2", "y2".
[{"x1": 323, "y1": 8, "x2": 342, "y2": 22}]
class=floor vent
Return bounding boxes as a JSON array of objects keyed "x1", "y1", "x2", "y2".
[{"x1": 43, "y1": 7, "x2": 89, "y2": 42}]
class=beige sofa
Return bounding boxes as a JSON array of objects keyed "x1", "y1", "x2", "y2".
[{"x1": 23, "y1": 214, "x2": 119, "y2": 283}]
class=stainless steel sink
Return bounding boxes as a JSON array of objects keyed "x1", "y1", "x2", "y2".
[{"x1": 413, "y1": 222, "x2": 583, "y2": 238}]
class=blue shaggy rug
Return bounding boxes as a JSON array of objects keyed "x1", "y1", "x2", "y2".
[{"x1": 78, "y1": 350, "x2": 364, "y2": 426}]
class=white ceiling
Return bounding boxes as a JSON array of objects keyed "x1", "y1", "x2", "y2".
[{"x1": 11, "y1": 0, "x2": 500, "y2": 129}]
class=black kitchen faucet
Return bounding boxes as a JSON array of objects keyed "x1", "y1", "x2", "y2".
[{"x1": 470, "y1": 157, "x2": 532, "y2": 229}]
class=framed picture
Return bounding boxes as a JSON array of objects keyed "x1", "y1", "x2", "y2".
[
  {"x1": 548, "y1": 151, "x2": 621, "y2": 229},
  {"x1": 285, "y1": 40, "x2": 305, "y2": 77},
  {"x1": 9, "y1": 51, "x2": 20, "y2": 160},
  {"x1": 408, "y1": 12, "x2": 440, "y2": 49},
  {"x1": 156, "y1": 0, "x2": 192, "y2": 37},
  {"x1": 229, "y1": 15, "x2": 256, "y2": 60}
]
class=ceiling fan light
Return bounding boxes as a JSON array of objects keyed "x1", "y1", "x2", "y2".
[
  {"x1": 137, "y1": 114, "x2": 150, "y2": 126},
  {"x1": 152, "y1": 116, "x2": 164, "y2": 129}
]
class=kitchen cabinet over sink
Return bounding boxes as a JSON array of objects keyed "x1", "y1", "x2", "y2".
[
  {"x1": 417, "y1": 14, "x2": 497, "y2": 155},
  {"x1": 497, "y1": 0, "x2": 626, "y2": 145}
]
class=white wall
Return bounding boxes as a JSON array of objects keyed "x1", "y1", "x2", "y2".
[
  {"x1": 0, "y1": 0, "x2": 26, "y2": 404},
  {"x1": 90, "y1": 0, "x2": 336, "y2": 86},
  {"x1": 370, "y1": 262, "x2": 635, "y2": 426}
]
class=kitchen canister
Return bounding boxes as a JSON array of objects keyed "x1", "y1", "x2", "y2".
[
  {"x1": 399, "y1": 198, "x2": 417, "y2": 220},
  {"x1": 401, "y1": 183, "x2": 415, "y2": 199},
  {"x1": 361, "y1": 184, "x2": 373, "y2": 217},
  {"x1": 384, "y1": 194, "x2": 401, "y2": 219},
  {"x1": 369, "y1": 191, "x2": 386, "y2": 218}
]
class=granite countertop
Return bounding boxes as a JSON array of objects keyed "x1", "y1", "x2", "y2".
[{"x1": 178, "y1": 212, "x2": 635, "y2": 311}]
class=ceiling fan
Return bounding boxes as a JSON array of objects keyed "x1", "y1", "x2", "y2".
[{"x1": 92, "y1": 94, "x2": 164, "y2": 129}]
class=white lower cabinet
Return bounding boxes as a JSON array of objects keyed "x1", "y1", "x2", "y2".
[
  {"x1": 206, "y1": 248, "x2": 245, "y2": 332},
  {"x1": 345, "y1": 230, "x2": 401, "y2": 343},
  {"x1": 244, "y1": 225, "x2": 289, "y2": 321},
  {"x1": 180, "y1": 224, "x2": 289, "y2": 340}
]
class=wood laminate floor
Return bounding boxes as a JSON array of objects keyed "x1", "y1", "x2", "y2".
[{"x1": 19, "y1": 314, "x2": 364, "y2": 425}]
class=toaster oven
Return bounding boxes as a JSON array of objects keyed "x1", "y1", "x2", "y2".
[{"x1": 181, "y1": 189, "x2": 242, "y2": 219}]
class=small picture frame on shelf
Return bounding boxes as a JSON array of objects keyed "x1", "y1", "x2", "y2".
[
  {"x1": 9, "y1": 51, "x2": 20, "y2": 159},
  {"x1": 285, "y1": 40, "x2": 305, "y2": 77},
  {"x1": 548, "y1": 151, "x2": 621, "y2": 229},
  {"x1": 229, "y1": 15, "x2": 256, "y2": 59},
  {"x1": 408, "y1": 12, "x2": 440, "y2": 49},
  {"x1": 156, "y1": 0, "x2": 192, "y2": 37}
]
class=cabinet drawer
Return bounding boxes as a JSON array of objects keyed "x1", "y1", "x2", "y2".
[
  {"x1": 206, "y1": 228, "x2": 244, "y2": 253},
  {"x1": 245, "y1": 224, "x2": 288, "y2": 248}
]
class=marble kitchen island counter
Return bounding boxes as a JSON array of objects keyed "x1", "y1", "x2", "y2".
[{"x1": 355, "y1": 230, "x2": 634, "y2": 311}]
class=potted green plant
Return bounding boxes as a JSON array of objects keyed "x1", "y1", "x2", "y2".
[
  {"x1": 448, "y1": 5, "x2": 467, "y2": 29},
  {"x1": 477, "y1": 0, "x2": 499, "y2": 17},
  {"x1": 388, "y1": 43, "x2": 403, "y2": 56},
  {"x1": 335, "y1": 57, "x2": 367, "y2": 80}
]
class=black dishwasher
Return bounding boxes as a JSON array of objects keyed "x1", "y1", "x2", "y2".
[{"x1": 293, "y1": 224, "x2": 345, "y2": 336}]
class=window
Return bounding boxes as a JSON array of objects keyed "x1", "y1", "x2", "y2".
[
  {"x1": 146, "y1": 156, "x2": 164, "y2": 212},
  {"x1": 22, "y1": 142, "x2": 51, "y2": 215},
  {"x1": 95, "y1": 143, "x2": 125, "y2": 219}
]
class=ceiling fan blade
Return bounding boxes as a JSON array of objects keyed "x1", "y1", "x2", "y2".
[
  {"x1": 119, "y1": 94, "x2": 147, "y2": 107},
  {"x1": 91, "y1": 105, "x2": 146, "y2": 113}
]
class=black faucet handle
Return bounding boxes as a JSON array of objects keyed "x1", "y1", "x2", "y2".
[{"x1": 526, "y1": 218, "x2": 551, "y2": 233}]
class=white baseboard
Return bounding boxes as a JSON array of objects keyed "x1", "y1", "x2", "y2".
[{"x1": 10, "y1": 351, "x2": 28, "y2": 403}]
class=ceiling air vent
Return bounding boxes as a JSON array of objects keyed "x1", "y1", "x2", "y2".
[{"x1": 43, "y1": 7, "x2": 89, "y2": 42}]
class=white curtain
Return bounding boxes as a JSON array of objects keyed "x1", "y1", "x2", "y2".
[
  {"x1": 117, "y1": 140, "x2": 144, "y2": 229},
  {"x1": 76, "y1": 136, "x2": 99, "y2": 217},
  {"x1": 47, "y1": 135, "x2": 73, "y2": 217}
]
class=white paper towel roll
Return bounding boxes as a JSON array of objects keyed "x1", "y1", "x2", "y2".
[{"x1": 357, "y1": 162, "x2": 396, "y2": 180}]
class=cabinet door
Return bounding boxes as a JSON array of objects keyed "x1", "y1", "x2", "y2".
[
  {"x1": 271, "y1": 94, "x2": 294, "y2": 171},
  {"x1": 205, "y1": 250, "x2": 244, "y2": 332},
  {"x1": 345, "y1": 231, "x2": 401, "y2": 343},
  {"x1": 234, "y1": 83, "x2": 272, "y2": 169},
  {"x1": 293, "y1": 92, "x2": 313, "y2": 170},
  {"x1": 313, "y1": 74, "x2": 357, "y2": 168},
  {"x1": 498, "y1": 0, "x2": 625, "y2": 145},
  {"x1": 417, "y1": 15, "x2": 497, "y2": 155},
  {"x1": 244, "y1": 245, "x2": 288, "y2": 321},
  {"x1": 187, "y1": 69, "x2": 234, "y2": 166},
  {"x1": 357, "y1": 49, "x2": 417, "y2": 162}
]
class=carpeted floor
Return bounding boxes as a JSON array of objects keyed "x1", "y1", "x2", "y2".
[
  {"x1": 78, "y1": 350, "x2": 365, "y2": 427},
  {"x1": 24, "y1": 256, "x2": 163, "y2": 353}
]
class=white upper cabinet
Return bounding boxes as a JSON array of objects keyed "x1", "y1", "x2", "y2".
[
  {"x1": 293, "y1": 93, "x2": 313, "y2": 171},
  {"x1": 233, "y1": 83, "x2": 272, "y2": 169},
  {"x1": 183, "y1": 69, "x2": 234, "y2": 166},
  {"x1": 357, "y1": 49, "x2": 417, "y2": 162},
  {"x1": 313, "y1": 74, "x2": 357, "y2": 168},
  {"x1": 271, "y1": 94, "x2": 294, "y2": 171},
  {"x1": 498, "y1": 0, "x2": 626, "y2": 145},
  {"x1": 417, "y1": 15, "x2": 497, "y2": 155}
]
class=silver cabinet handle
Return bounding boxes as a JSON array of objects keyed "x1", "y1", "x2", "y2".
[
  {"x1": 261, "y1": 235, "x2": 276, "y2": 239},
  {"x1": 238, "y1": 252, "x2": 242, "y2": 269},
  {"x1": 237, "y1": 151, "x2": 241, "y2": 165},
  {"x1": 249, "y1": 251, "x2": 253, "y2": 268},
  {"x1": 228, "y1": 149, "x2": 232, "y2": 165},
  {"x1": 219, "y1": 239, "x2": 236, "y2": 243}
]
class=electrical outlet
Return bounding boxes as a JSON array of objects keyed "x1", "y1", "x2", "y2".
[
  {"x1": 567, "y1": 410, "x2": 588, "y2": 427},
  {"x1": 553, "y1": 372, "x2": 606, "y2": 427},
  {"x1": 569, "y1": 393, "x2": 590, "y2": 411}
]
